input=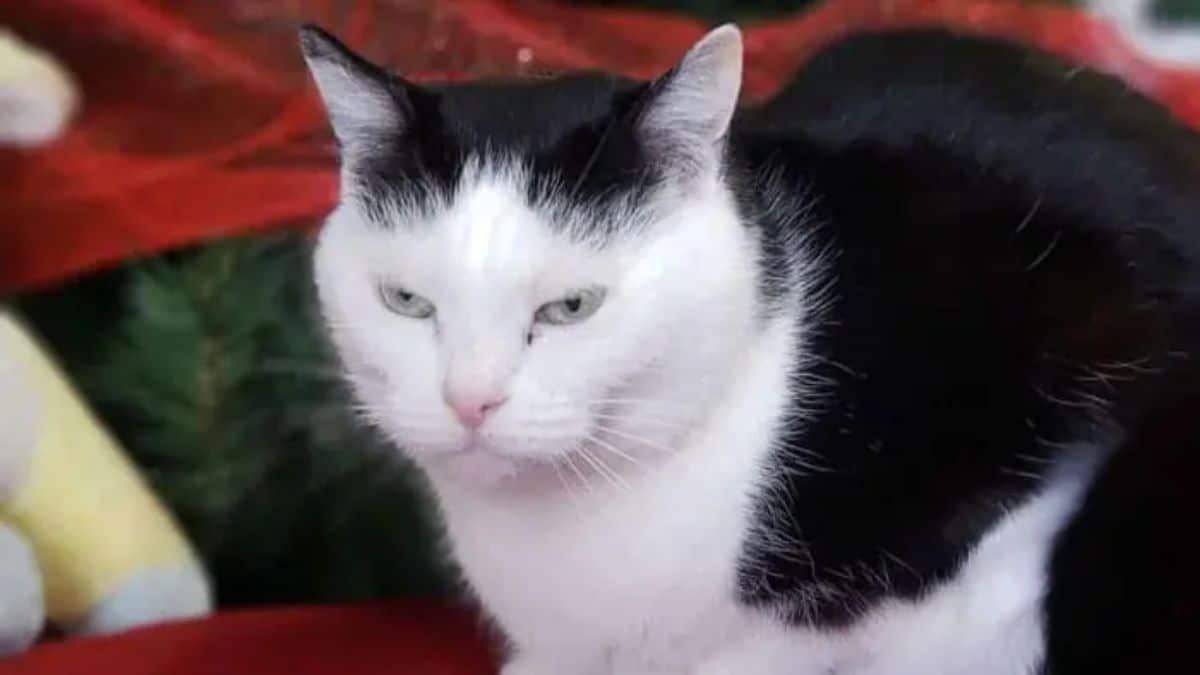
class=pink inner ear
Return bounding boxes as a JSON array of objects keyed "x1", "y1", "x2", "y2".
[{"x1": 638, "y1": 25, "x2": 743, "y2": 172}]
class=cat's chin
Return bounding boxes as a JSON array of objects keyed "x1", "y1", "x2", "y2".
[
  {"x1": 428, "y1": 448, "x2": 564, "y2": 492},
  {"x1": 436, "y1": 449, "x2": 521, "y2": 486}
]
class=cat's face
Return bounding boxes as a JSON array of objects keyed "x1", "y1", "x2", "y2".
[{"x1": 304, "y1": 25, "x2": 756, "y2": 487}]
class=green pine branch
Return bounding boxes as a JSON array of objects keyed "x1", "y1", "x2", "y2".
[
  {"x1": 1154, "y1": 0, "x2": 1200, "y2": 23},
  {"x1": 17, "y1": 235, "x2": 451, "y2": 606}
]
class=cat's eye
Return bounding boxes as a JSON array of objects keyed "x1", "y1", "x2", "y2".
[
  {"x1": 378, "y1": 284, "x2": 435, "y2": 319},
  {"x1": 535, "y1": 288, "x2": 606, "y2": 326}
]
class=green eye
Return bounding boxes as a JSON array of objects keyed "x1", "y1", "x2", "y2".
[
  {"x1": 378, "y1": 284, "x2": 435, "y2": 319},
  {"x1": 535, "y1": 287, "x2": 606, "y2": 325}
]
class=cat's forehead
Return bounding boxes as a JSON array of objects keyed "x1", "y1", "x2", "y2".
[
  {"x1": 352, "y1": 165, "x2": 624, "y2": 297},
  {"x1": 384, "y1": 161, "x2": 636, "y2": 263}
]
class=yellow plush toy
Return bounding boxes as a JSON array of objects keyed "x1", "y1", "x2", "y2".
[
  {"x1": 0, "y1": 309, "x2": 213, "y2": 653},
  {"x1": 0, "y1": 30, "x2": 211, "y2": 656},
  {"x1": 0, "y1": 312, "x2": 213, "y2": 656}
]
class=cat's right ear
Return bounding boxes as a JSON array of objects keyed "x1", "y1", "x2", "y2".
[
  {"x1": 299, "y1": 25, "x2": 410, "y2": 158},
  {"x1": 635, "y1": 24, "x2": 743, "y2": 180}
]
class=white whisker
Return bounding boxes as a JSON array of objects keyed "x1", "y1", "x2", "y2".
[
  {"x1": 584, "y1": 434, "x2": 642, "y2": 466},
  {"x1": 589, "y1": 412, "x2": 687, "y2": 430},
  {"x1": 593, "y1": 425, "x2": 677, "y2": 455},
  {"x1": 551, "y1": 457, "x2": 582, "y2": 505},
  {"x1": 562, "y1": 451, "x2": 594, "y2": 495},
  {"x1": 494, "y1": 429, "x2": 576, "y2": 442},
  {"x1": 586, "y1": 397, "x2": 692, "y2": 410},
  {"x1": 577, "y1": 447, "x2": 629, "y2": 491}
]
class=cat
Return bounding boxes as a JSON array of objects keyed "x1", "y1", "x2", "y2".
[{"x1": 301, "y1": 22, "x2": 1200, "y2": 675}]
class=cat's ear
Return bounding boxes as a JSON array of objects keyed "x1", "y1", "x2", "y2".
[
  {"x1": 299, "y1": 25, "x2": 410, "y2": 158},
  {"x1": 637, "y1": 24, "x2": 743, "y2": 177}
]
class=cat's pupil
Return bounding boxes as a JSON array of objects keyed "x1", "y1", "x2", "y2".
[
  {"x1": 397, "y1": 291, "x2": 412, "y2": 303},
  {"x1": 565, "y1": 297, "x2": 582, "y2": 313}
]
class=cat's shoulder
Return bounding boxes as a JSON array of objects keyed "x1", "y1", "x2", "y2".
[
  {"x1": 741, "y1": 28, "x2": 1200, "y2": 258},
  {"x1": 753, "y1": 28, "x2": 1199, "y2": 158}
]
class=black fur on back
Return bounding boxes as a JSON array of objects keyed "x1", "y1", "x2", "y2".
[{"x1": 731, "y1": 30, "x2": 1200, "y2": 669}]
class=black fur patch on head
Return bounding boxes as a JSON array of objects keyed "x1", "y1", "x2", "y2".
[
  {"x1": 345, "y1": 70, "x2": 668, "y2": 241},
  {"x1": 350, "y1": 82, "x2": 463, "y2": 224},
  {"x1": 305, "y1": 24, "x2": 745, "y2": 243}
]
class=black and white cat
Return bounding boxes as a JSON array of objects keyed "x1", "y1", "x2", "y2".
[{"x1": 301, "y1": 23, "x2": 1199, "y2": 675}]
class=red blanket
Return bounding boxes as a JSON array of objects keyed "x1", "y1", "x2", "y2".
[
  {"x1": 3, "y1": 0, "x2": 1200, "y2": 293},
  {"x1": 0, "y1": 601, "x2": 498, "y2": 675}
]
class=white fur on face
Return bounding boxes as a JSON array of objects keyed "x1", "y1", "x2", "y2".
[{"x1": 314, "y1": 160, "x2": 759, "y2": 488}]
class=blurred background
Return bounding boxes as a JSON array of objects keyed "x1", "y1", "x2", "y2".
[{"x1": 1, "y1": 0, "x2": 1199, "y2": 624}]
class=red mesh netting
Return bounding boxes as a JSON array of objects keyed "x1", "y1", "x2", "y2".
[{"x1": 3, "y1": 0, "x2": 1200, "y2": 292}]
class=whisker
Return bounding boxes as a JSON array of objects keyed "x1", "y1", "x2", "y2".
[
  {"x1": 562, "y1": 451, "x2": 594, "y2": 495},
  {"x1": 497, "y1": 414, "x2": 687, "y2": 441},
  {"x1": 573, "y1": 448, "x2": 610, "y2": 490},
  {"x1": 589, "y1": 412, "x2": 688, "y2": 429},
  {"x1": 493, "y1": 429, "x2": 579, "y2": 442},
  {"x1": 1011, "y1": 196, "x2": 1042, "y2": 237},
  {"x1": 589, "y1": 448, "x2": 631, "y2": 491},
  {"x1": 587, "y1": 398, "x2": 691, "y2": 409},
  {"x1": 584, "y1": 434, "x2": 642, "y2": 466},
  {"x1": 577, "y1": 447, "x2": 629, "y2": 492},
  {"x1": 1025, "y1": 230, "x2": 1062, "y2": 272},
  {"x1": 593, "y1": 425, "x2": 677, "y2": 455},
  {"x1": 551, "y1": 457, "x2": 582, "y2": 505}
]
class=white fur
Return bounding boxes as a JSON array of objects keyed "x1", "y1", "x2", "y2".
[
  {"x1": 311, "y1": 24, "x2": 1093, "y2": 675},
  {"x1": 679, "y1": 461, "x2": 1094, "y2": 675},
  {"x1": 316, "y1": 154, "x2": 760, "y2": 487}
]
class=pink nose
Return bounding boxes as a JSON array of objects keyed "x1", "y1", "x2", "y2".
[{"x1": 446, "y1": 393, "x2": 508, "y2": 428}]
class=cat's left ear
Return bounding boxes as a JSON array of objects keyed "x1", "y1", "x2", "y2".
[
  {"x1": 299, "y1": 24, "x2": 411, "y2": 161},
  {"x1": 637, "y1": 24, "x2": 743, "y2": 178}
]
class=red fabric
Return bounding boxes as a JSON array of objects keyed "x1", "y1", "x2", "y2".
[
  {"x1": 0, "y1": 601, "x2": 499, "y2": 675},
  {"x1": 3, "y1": 0, "x2": 1200, "y2": 293}
]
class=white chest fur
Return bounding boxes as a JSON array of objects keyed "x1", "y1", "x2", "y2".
[
  {"x1": 429, "y1": 318, "x2": 798, "y2": 673},
  {"x1": 425, "y1": 314, "x2": 1093, "y2": 675}
]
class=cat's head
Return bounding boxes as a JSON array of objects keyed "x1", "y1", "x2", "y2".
[{"x1": 303, "y1": 24, "x2": 761, "y2": 488}]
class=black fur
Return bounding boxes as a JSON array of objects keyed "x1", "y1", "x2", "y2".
[{"x1": 735, "y1": 30, "x2": 1200, "y2": 671}]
